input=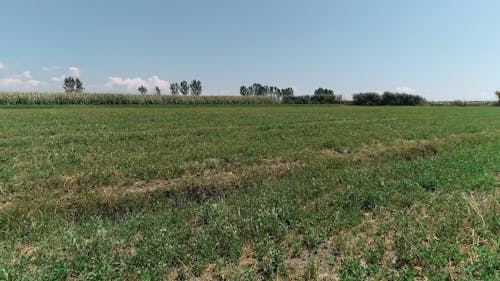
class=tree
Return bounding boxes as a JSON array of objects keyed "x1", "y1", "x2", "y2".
[
  {"x1": 240, "y1": 86, "x2": 248, "y2": 96},
  {"x1": 240, "y1": 83, "x2": 294, "y2": 99},
  {"x1": 155, "y1": 86, "x2": 161, "y2": 95},
  {"x1": 190, "y1": 80, "x2": 202, "y2": 96},
  {"x1": 138, "y1": 85, "x2": 147, "y2": 95},
  {"x1": 281, "y1": 87, "x2": 294, "y2": 97},
  {"x1": 170, "y1": 83, "x2": 180, "y2": 95},
  {"x1": 496, "y1": 91, "x2": 500, "y2": 104},
  {"x1": 63, "y1": 76, "x2": 84, "y2": 94},
  {"x1": 180, "y1": 81, "x2": 189, "y2": 96},
  {"x1": 75, "y1": 78, "x2": 84, "y2": 93},
  {"x1": 314, "y1": 88, "x2": 334, "y2": 96}
]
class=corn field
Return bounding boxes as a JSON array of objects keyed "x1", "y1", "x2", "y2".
[{"x1": 0, "y1": 93, "x2": 277, "y2": 105}]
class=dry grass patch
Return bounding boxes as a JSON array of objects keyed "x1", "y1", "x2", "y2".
[
  {"x1": 96, "y1": 157, "x2": 302, "y2": 200},
  {"x1": 322, "y1": 130, "x2": 496, "y2": 164}
]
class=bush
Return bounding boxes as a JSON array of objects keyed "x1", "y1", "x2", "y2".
[
  {"x1": 353, "y1": 92, "x2": 425, "y2": 106},
  {"x1": 381, "y1": 92, "x2": 426, "y2": 106},
  {"x1": 0, "y1": 93, "x2": 277, "y2": 105},
  {"x1": 282, "y1": 95, "x2": 311, "y2": 104},
  {"x1": 282, "y1": 94, "x2": 342, "y2": 104},
  {"x1": 352, "y1": 92, "x2": 382, "y2": 106}
]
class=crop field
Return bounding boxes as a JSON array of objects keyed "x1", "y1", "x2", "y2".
[{"x1": 0, "y1": 105, "x2": 499, "y2": 280}]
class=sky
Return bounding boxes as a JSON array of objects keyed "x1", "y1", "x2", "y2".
[{"x1": 0, "y1": 0, "x2": 499, "y2": 100}]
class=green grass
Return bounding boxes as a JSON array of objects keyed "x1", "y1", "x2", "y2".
[{"x1": 0, "y1": 105, "x2": 499, "y2": 280}]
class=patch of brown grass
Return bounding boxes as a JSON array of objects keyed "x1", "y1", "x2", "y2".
[
  {"x1": 95, "y1": 157, "x2": 301, "y2": 201},
  {"x1": 322, "y1": 130, "x2": 495, "y2": 164}
]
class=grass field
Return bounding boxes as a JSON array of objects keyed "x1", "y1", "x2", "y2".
[{"x1": 0, "y1": 105, "x2": 499, "y2": 280}]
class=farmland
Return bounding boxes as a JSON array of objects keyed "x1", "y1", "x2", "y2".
[{"x1": 0, "y1": 105, "x2": 499, "y2": 280}]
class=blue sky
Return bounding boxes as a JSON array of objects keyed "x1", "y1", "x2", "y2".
[{"x1": 1, "y1": 0, "x2": 499, "y2": 100}]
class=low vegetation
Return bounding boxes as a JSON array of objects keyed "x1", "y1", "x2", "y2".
[
  {"x1": 283, "y1": 88, "x2": 343, "y2": 104},
  {"x1": 0, "y1": 93, "x2": 275, "y2": 105},
  {"x1": 0, "y1": 105, "x2": 498, "y2": 280},
  {"x1": 353, "y1": 92, "x2": 426, "y2": 106},
  {"x1": 282, "y1": 94, "x2": 341, "y2": 104}
]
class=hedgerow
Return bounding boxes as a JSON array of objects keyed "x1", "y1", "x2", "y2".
[
  {"x1": 353, "y1": 92, "x2": 426, "y2": 106},
  {"x1": 282, "y1": 94, "x2": 342, "y2": 104}
]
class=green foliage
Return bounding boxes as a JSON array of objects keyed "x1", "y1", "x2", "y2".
[
  {"x1": 190, "y1": 80, "x2": 202, "y2": 96},
  {"x1": 170, "y1": 83, "x2": 180, "y2": 95},
  {"x1": 0, "y1": 93, "x2": 276, "y2": 105},
  {"x1": 381, "y1": 91, "x2": 426, "y2": 106},
  {"x1": 352, "y1": 92, "x2": 382, "y2": 105},
  {"x1": 63, "y1": 76, "x2": 84, "y2": 94},
  {"x1": 353, "y1": 92, "x2": 426, "y2": 106},
  {"x1": 239, "y1": 83, "x2": 293, "y2": 99},
  {"x1": 340, "y1": 260, "x2": 368, "y2": 280},
  {"x1": 180, "y1": 80, "x2": 189, "y2": 96},
  {"x1": 240, "y1": 86, "x2": 249, "y2": 96},
  {"x1": 137, "y1": 85, "x2": 147, "y2": 95},
  {"x1": 283, "y1": 94, "x2": 342, "y2": 104},
  {"x1": 314, "y1": 88, "x2": 334, "y2": 96}
]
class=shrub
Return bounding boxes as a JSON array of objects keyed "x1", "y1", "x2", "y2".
[
  {"x1": 282, "y1": 94, "x2": 341, "y2": 104},
  {"x1": 381, "y1": 92, "x2": 426, "y2": 106},
  {"x1": 352, "y1": 92, "x2": 382, "y2": 106},
  {"x1": 353, "y1": 92, "x2": 426, "y2": 106}
]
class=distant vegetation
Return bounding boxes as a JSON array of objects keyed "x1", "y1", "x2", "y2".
[
  {"x1": 0, "y1": 93, "x2": 275, "y2": 105},
  {"x1": 62, "y1": 76, "x2": 84, "y2": 94},
  {"x1": 137, "y1": 85, "x2": 147, "y2": 95},
  {"x1": 240, "y1": 83, "x2": 294, "y2": 99},
  {"x1": 283, "y1": 87, "x2": 342, "y2": 104},
  {"x1": 6, "y1": 79, "x2": 500, "y2": 106},
  {"x1": 166, "y1": 80, "x2": 202, "y2": 96},
  {"x1": 353, "y1": 92, "x2": 426, "y2": 106}
]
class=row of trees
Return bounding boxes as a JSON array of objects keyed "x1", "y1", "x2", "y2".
[
  {"x1": 168, "y1": 80, "x2": 202, "y2": 96},
  {"x1": 137, "y1": 80, "x2": 202, "y2": 96},
  {"x1": 61, "y1": 78, "x2": 498, "y2": 105},
  {"x1": 353, "y1": 92, "x2": 426, "y2": 106},
  {"x1": 240, "y1": 83, "x2": 294, "y2": 99}
]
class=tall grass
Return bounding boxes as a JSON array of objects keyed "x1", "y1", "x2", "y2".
[{"x1": 0, "y1": 92, "x2": 277, "y2": 105}]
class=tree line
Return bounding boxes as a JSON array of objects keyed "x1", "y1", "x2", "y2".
[
  {"x1": 62, "y1": 77, "x2": 202, "y2": 96},
  {"x1": 139, "y1": 80, "x2": 202, "y2": 96},
  {"x1": 239, "y1": 83, "x2": 294, "y2": 99},
  {"x1": 61, "y1": 78, "x2": 498, "y2": 105},
  {"x1": 352, "y1": 92, "x2": 426, "y2": 106}
]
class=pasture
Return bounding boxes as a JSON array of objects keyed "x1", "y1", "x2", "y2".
[{"x1": 0, "y1": 105, "x2": 499, "y2": 280}]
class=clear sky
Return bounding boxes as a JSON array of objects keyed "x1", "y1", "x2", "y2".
[{"x1": 1, "y1": 0, "x2": 499, "y2": 100}]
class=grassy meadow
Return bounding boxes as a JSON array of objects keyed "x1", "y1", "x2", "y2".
[{"x1": 0, "y1": 105, "x2": 499, "y2": 280}]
